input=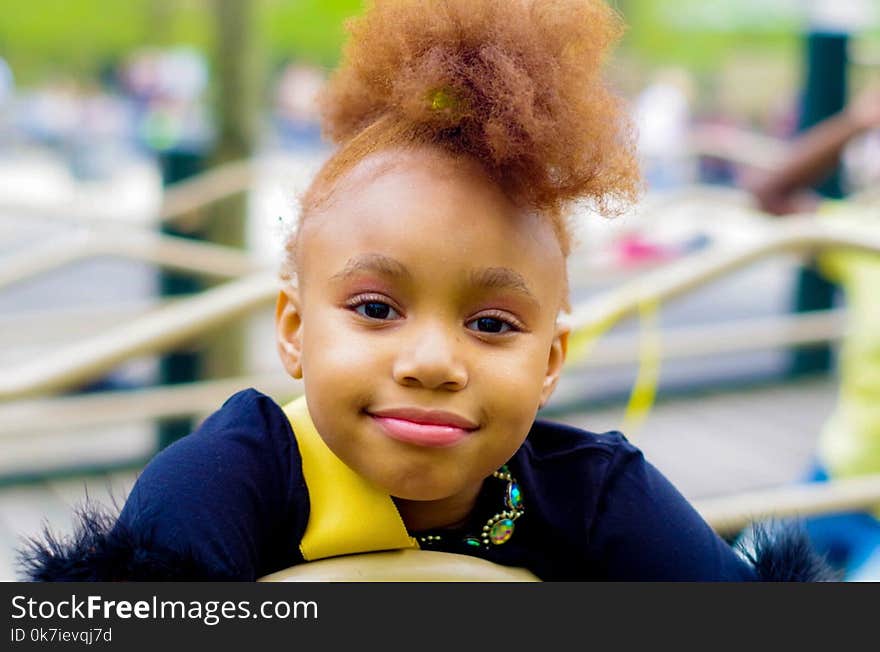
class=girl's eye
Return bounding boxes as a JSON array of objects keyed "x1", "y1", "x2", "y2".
[
  {"x1": 355, "y1": 301, "x2": 400, "y2": 320},
  {"x1": 467, "y1": 317, "x2": 514, "y2": 334}
]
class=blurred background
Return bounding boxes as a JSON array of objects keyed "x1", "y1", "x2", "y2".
[{"x1": 2, "y1": 0, "x2": 880, "y2": 580}]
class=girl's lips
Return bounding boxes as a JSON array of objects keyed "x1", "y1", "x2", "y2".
[{"x1": 370, "y1": 415, "x2": 475, "y2": 448}]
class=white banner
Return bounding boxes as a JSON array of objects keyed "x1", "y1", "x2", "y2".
[{"x1": 806, "y1": 0, "x2": 878, "y2": 33}]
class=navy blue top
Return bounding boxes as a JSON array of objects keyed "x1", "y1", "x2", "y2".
[{"x1": 115, "y1": 389, "x2": 758, "y2": 581}]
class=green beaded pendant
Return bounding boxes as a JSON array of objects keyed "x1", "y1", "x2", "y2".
[
  {"x1": 419, "y1": 465, "x2": 524, "y2": 550},
  {"x1": 507, "y1": 482, "x2": 522, "y2": 511},
  {"x1": 489, "y1": 518, "x2": 515, "y2": 545}
]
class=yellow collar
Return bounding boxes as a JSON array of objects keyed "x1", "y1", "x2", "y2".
[{"x1": 282, "y1": 396, "x2": 419, "y2": 561}]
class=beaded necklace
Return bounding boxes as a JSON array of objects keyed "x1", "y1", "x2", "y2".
[{"x1": 416, "y1": 465, "x2": 524, "y2": 550}]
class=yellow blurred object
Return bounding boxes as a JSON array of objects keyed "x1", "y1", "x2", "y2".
[
  {"x1": 814, "y1": 203, "x2": 880, "y2": 519},
  {"x1": 621, "y1": 300, "x2": 661, "y2": 438},
  {"x1": 564, "y1": 300, "x2": 662, "y2": 439},
  {"x1": 564, "y1": 311, "x2": 619, "y2": 365}
]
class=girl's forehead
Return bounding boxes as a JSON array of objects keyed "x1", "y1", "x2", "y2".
[
  {"x1": 304, "y1": 157, "x2": 562, "y2": 267},
  {"x1": 329, "y1": 146, "x2": 511, "y2": 208},
  {"x1": 294, "y1": 146, "x2": 568, "y2": 309},
  {"x1": 306, "y1": 147, "x2": 559, "y2": 246}
]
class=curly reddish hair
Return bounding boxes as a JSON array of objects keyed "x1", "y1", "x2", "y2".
[{"x1": 292, "y1": 0, "x2": 639, "y2": 268}]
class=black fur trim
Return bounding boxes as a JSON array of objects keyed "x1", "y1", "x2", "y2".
[
  {"x1": 735, "y1": 520, "x2": 841, "y2": 582},
  {"x1": 17, "y1": 501, "x2": 228, "y2": 582}
]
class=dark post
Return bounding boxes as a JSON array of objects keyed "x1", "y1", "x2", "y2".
[
  {"x1": 157, "y1": 152, "x2": 208, "y2": 450},
  {"x1": 789, "y1": 31, "x2": 848, "y2": 377}
]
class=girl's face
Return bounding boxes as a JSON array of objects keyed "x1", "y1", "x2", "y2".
[{"x1": 276, "y1": 147, "x2": 568, "y2": 506}]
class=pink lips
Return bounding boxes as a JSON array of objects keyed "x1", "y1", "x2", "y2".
[{"x1": 369, "y1": 408, "x2": 478, "y2": 448}]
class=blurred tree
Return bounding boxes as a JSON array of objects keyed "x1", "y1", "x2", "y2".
[
  {"x1": 196, "y1": 0, "x2": 264, "y2": 383},
  {"x1": 213, "y1": 0, "x2": 261, "y2": 165},
  {"x1": 157, "y1": 0, "x2": 265, "y2": 449},
  {"x1": 145, "y1": 0, "x2": 175, "y2": 45}
]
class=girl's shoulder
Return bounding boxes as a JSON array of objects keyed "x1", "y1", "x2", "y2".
[
  {"x1": 518, "y1": 418, "x2": 637, "y2": 466},
  {"x1": 197, "y1": 388, "x2": 292, "y2": 440},
  {"x1": 511, "y1": 418, "x2": 647, "y2": 521}
]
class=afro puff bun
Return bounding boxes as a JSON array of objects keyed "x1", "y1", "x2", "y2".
[{"x1": 303, "y1": 0, "x2": 639, "y2": 253}]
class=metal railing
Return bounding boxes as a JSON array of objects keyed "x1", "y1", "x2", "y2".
[
  {"x1": 697, "y1": 474, "x2": 880, "y2": 536},
  {"x1": 0, "y1": 269, "x2": 278, "y2": 399},
  {"x1": 0, "y1": 228, "x2": 263, "y2": 292},
  {"x1": 0, "y1": 157, "x2": 259, "y2": 229}
]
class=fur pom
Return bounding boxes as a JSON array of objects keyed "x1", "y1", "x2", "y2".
[
  {"x1": 17, "y1": 501, "x2": 227, "y2": 582},
  {"x1": 735, "y1": 520, "x2": 840, "y2": 582}
]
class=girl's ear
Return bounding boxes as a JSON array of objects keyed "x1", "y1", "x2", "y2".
[
  {"x1": 539, "y1": 322, "x2": 570, "y2": 408},
  {"x1": 275, "y1": 286, "x2": 304, "y2": 379}
]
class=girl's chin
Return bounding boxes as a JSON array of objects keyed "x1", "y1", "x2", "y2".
[
  {"x1": 384, "y1": 474, "x2": 469, "y2": 503},
  {"x1": 390, "y1": 488, "x2": 453, "y2": 502}
]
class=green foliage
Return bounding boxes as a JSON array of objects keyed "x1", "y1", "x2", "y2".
[
  {"x1": 0, "y1": 0, "x2": 209, "y2": 82},
  {"x1": 0, "y1": 0, "x2": 363, "y2": 85},
  {"x1": 620, "y1": 0, "x2": 799, "y2": 73},
  {"x1": 3, "y1": 0, "x2": 874, "y2": 89},
  {"x1": 264, "y1": 0, "x2": 363, "y2": 70}
]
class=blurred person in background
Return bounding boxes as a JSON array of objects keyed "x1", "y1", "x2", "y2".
[
  {"x1": 0, "y1": 56, "x2": 12, "y2": 103},
  {"x1": 273, "y1": 61, "x2": 324, "y2": 151},
  {"x1": 633, "y1": 67, "x2": 697, "y2": 191},
  {"x1": 749, "y1": 83, "x2": 880, "y2": 214},
  {"x1": 747, "y1": 82, "x2": 880, "y2": 580},
  {"x1": 0, "y1": 56, "x2": 14, "y2": 153},
  {"x1": 67, "y1": 79, "x2": 134, "y2": 181},
  {"x1": 122, "y1": 47, "x2": 213, "y2": 160}
]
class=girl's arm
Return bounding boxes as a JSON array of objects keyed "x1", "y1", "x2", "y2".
[
  {"x1": 587, "y1": 443, "x2": 835, "y2": 581},
  {"x1": 18, "y1": 390, "x2": 307, "y2": 581}
]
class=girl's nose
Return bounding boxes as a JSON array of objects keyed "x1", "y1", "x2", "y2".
[{"x1": 392, "y1": 323, "x2": 468, "y2": 391}]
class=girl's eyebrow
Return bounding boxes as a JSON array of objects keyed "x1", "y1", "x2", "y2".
[
  {"x1": 330, "y1": 254, "x2": 411, "y2": 282},
  {"x1": 330, "y1": 256, "x2": 539, "y2": 307},
  {"x1": 469, "y1": 267, "x2": 539, "y2": 307}
]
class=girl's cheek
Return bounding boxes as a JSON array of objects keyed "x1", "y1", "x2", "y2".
[{"x1": 313, "y1": 331, "x2": 388, "y2": 371}]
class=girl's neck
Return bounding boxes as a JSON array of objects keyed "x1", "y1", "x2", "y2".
[{"x1": 392, "y1": 482, "x2": 483, "y2": 533}]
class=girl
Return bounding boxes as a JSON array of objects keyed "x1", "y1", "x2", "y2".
[{"x1": 21, "y1": 0, "x2": 832, "y2": 581}]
